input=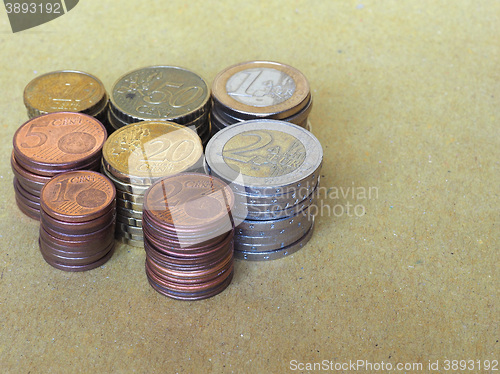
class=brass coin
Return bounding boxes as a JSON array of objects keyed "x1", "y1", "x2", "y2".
[
  {"x1": 40, "y1": 170, "x2": 116, "y2": 223},
  {"x1": 24, "y1": 70, "x2": 107, "y2": 117},
  {"x1": 212, "y1": 61, "x2": 310, "y2": 119},
  {"x1": 110, "y1": 66, "x2": 210, "y2": 124},
  {"x1": 102, "y1": 121, "x2": 203, "y2": 185}
]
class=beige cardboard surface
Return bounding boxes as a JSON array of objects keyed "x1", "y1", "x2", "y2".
[{"x1": 0, "y1": 1, "x2": 498, "y2": 373}]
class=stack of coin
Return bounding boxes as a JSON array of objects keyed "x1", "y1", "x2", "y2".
[
  {"x1": 39, "y1": 170, "x2": 116, "y2": 272},
  {"x1": 12, "y1": 112, "x2": 107, "y2": 220},
  {"x1": 142, "y1": 173, "x2": 235, "y2": 300},
  {"x1": 101, "y1": 121, "x2": 204, "y2": 246},
  {"x1": 23, "y1": 70, "x2": 110, "y2": 134},
  {"x1": 205, "y1": 119, "x2": 323, "y2": 260},
  {"x1": 108, "y1": 66, "x2": 211, "y2": 145},
  {"x1": 211, "y1": 61, "x2": 312, "y2": 134}
]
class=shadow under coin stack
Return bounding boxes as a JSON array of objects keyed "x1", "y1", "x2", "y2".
[
  {"x1": 142, "y1": 173, "x2": 235, "y2": 300},
  {"x1": 23, "y1": 70, "x2": 110, "y2": 134},
  {"x1": 39, "y1": 171, "x2": 116, "y2": 271},
  {"x1": 211, "y1": 60, "x2": 312, "y2": 134},
  {"x1": 108, "y1": 66, "x2": 211, "y2": 146},
  {"x1": 205, "y1": 120, "x2": 323, "y2": 260},
  {"x1": 12, "y1": 112, "x2": 107, "y2": 220},
  {"x1": 101, "y1": 121, "x2": 204, "y2": 246}
]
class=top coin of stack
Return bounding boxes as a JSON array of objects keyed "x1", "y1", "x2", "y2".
[
  {"x1": 101, "y1": 120, "x2": 204, "y2": 246},
  {"x1": 12, "y1": 112, "x2": 107, "y2": 220},
  {"x1": 211, "y1": 61, "x2": 312, "y2": 133},
  {"x1": 23, "y1": 70, "x2": 109, "y2": 131},
  {"x1": 108, "y1": 66, "x2": 211, "y2": 145},
  {"x1": 205, "y1": 119, "x2": 323, "y2": 261}
]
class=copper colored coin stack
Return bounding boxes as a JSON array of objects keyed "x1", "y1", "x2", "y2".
[
  {"x1": 23, "y1": 70, "x2": 111, "y2": 134},
  {"x1": 211, "y1": 60, "x2": 312, "y2": 134},
  {"x1": 12, "y1": 112, "x2": 107, "y2": 220},
  {"x1": 39, "y1": 170, "x2": 116, "y2": 272},
  {"x1": 109, "y1": 66, "x2": 211, "y2": 145},
  {"x1": 142, "y1": 173, "x2": 235, "y2": 300}
]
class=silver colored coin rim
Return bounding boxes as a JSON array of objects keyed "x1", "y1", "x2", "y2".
[
  {"x1": 116, "y1": 230, "x2": 143, "y2": 241},
  {"x1": 206, "y1": 119, "x2": 323, "y2": 191},
  {"x1": 116, "y1": 222, "x2": 143, "y2": 236},
  {"x1": 116, "y1": 189, "x2": 145, "y2": 204},
  {"x1": 117, "y1": 235, "x2": 144, "y2": 247},
  {"x1": 116, "y1": 205, "x2": 144, "y2": 219},
  {"x1": 117, "y1": 214, "x2": 143, "y2": 227},
  {"x1": 234, "y1": 219, "x2": 315, "y2": 261},
  {"x1": 235, "y1": 217, "x2": 313, "y2": 246},
  {"x1": 236, "y1": 207, "x2": 314, "y2": 232},
  {"x1": 116, "y1": 197, "x2": 144, "y2": 212}
]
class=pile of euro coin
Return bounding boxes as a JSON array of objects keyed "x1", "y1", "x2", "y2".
[
  {"x1": 211, "y1": 61, "x2": 313, "y2": 134},
  {"x1": 23, "y1": 70, "x2": 111, "y2": 134},
  {"x1": 108, "y1": 66, "x2": 212, "y2": 146},
  {"x1": 142, "y1": 173, "x2": 235, "y2": 300},
  {"x1": 205, "y1": 119, "x2": 322, "y2": 260},
  {"x1": 39, "y1": 171, "x2": 117, "y2": 271},
  {"x1": 13, "y1": 61, "x2": 323, "y2": 299},
  {"x1": 12, "y1": 112, "x2": 107, "y2": 220},
  {"x1": 101, "y1": 121, "x2": 204, "y2": 246}
]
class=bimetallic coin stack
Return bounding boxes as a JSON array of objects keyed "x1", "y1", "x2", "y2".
[
  {"x1": 205, "y1": 120, "x2": 323, "y2": 260},
  {"x1": 109, "y1": 66, "x2": 211, "y2": 145},
  {"x1": 23, "y1": 70, "x2": 110, "y2": 134},
  {"x1": 211, "y1": 61, "x2": 312, "y2": 134},
  {"x1": 101, "y1": 121, "x2": 204, "y2": 246},
  {"x1": 12, "y1": 112, "x2": 107, "y2": 220},
  {"x1": 39, "y1": 171, "x2": 116, "y2": 272},
  {"x1": 142, "y1": 173, "x2": 235, "y2": 300}
]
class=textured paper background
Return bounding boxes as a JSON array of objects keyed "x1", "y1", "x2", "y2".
[{"x1": 0, "y1": 1, "x2": 498, "y2": 372}]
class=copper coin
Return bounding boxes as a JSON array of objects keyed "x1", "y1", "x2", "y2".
[
  {"x1": 15, "y1": 193, "x2": 40, "y2": 220},
  {"x1": 41, "y1": 170, "x2": 115, "y2": 223},
  {"x1": 42, "y1": 218, "x2": 115, "y2": 241},
  {"x1": 40, "y1": 207, "x2": 116, "y2": 236},
  {"x1": 146, "y1": 261, "x2": 233, "y2": 294},
  {"x1": 14, "y1": 180, "x2": 41, "y2": 211},
  {"x1": 14, "y1": 178, "x2": 40, "y2": 205},
  {"x1": 143, "y1": 172, "x2": 234, "y2": 231},
  {"x1": 39, "y1": 239, "x2": 114, "y2": 265},
  {"x1": 146, "y1": 270, "x2": 233, "y2": 300},
  {"x1": 144, "y1": 238, "x2": 233, "y2": 269},
  {"x1": 142, "y1": 214, "x2": 232, "y2": 246},
  {"x1": 24, "y1": 70, "x2": 107, "y2": 117},
  {"x1": 144, "y1": 229, "x2": 233, "y2": 259},
  {"x1": 39, "y1": 225, "x2": 115, "y2": 252},
  {"x1": 11, "y1": 151, "x2": 51, "y2": 190},
  {"x1": 14, "y1": 146, "x2": 103, "y2": 177},
  {"x1": 40, "y1": 243, "x2": 115, "y2": 272},
  {"x1": 13, "y1": 112, "x2": 107, "y2": 173}
]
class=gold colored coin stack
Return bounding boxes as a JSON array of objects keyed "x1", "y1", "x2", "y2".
[
  {"x1": 211, "y1": 61, "x2": 312, "y2": 134},
  {"x1": 108, "y1": 66, "x2": 211, "y2": 145},
  {"x1": 23, "y1": 70, "x2": 110, "y2": 134},
  {"x1": 101, "y1": 121, "x2": 204, "y2": 246}
]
